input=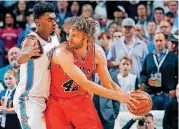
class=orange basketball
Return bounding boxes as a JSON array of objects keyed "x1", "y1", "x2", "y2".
[{"x1": 127, "y1": 91, "x2": 152, "y2": 116}]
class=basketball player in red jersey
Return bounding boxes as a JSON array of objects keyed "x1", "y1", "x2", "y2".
[{"x1": 45, "y1": 15, "x2": 140, "y2": 129}]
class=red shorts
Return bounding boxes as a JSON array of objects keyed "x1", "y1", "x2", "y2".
[{"x1": 45, "y1": 94, "x2": 103, "y2": 129}]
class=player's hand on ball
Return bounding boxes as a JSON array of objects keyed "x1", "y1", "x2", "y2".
[{"x1": 118, "y1": 92, "x2": 141, "y2": 110}]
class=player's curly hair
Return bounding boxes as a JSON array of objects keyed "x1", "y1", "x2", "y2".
[
  {"x1": 63, "y1": 16, "x2": 79, "y2": 34},
  {"x1": 63, "y1": 15, "x2": 98, "y2": 42},
  {"x1": 33, "y1": 2, "x2": 55, "y2": 19}
]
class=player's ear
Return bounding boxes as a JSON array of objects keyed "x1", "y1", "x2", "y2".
[{"x1": 35, "y1": 19, "x2": 40, "y2": 28}]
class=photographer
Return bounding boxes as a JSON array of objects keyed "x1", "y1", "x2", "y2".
[{"x1": 122, "y1": 116, "x2": 145, "y2": 129}]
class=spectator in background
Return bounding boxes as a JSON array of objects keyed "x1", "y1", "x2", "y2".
[
  {"x1": 163, "y1": 84, "x2": 179, "y2": 129},
  {"x1": 111, "y1": 56, "x2": 139, "y2": 112},
  {"x1": 112, "y1": 30, "x2": 123, "y2": 42},
  {"x1": 0, "y1": 47, "x2": 20, "y2": 85},
  {"x1": 0, "y1": 70, "x2": 21, "y2": 129},
  {"x1": 0, "y1": 12, "x2": 22, "y2": 65},
  {"x1": 154, "y1": 7, "x2": 165, "y2": 32},
  {"x1": 167, "y1": 31, "x2": 178, "y2": 55},
  {"x1": 160, "y1": 20, "x2": 172, "y2": 39},
  {"x1": 135, "y1": 4, "x2": 148, "y2": 35},
  {"x1": 70, "y1": 1, "x2": 80, "y2": 16},
  {"x1": 94, "y1": 0, "x2": 107, "y2": 19},
  {"x1": 168, "y1": 1, "x2": 178, "y2": 30},
  {"x1": 165, "y1": 12, "x2": 178, "y2": 34},
  {"x1": 134, "y1": 24, "x2": 148, "y2": 45},
  {"x1": 152, "y1": 1, "x2": 169, "y2": 14},
  {"x1": 56, "y1": 1, "x2": 73, "y2": 27},
  {"x1": 107, "y1": 22, "x2": 118, "y2": 37},
  {"x1": 13, "y1": 1, "x2": 28, "y2": 29},
  {"x1": 146, "y1": 21, "x2": 157, "y2": 53},
  {"x1": 140, "y1": 32, "x2": 178, "y2": 110},
  {"x1": 17, "y1": 22, "x2": 36, "y2": 48},
  {"x1": 112, "y1": 6, "x2": 125, "y2": 28},
  {"x1": 144, "y1": 113, "x2": 156, "y2": 129},
  {"x1": 82, "y1": 4, "x2": 101, "y2": 39},
  {"x1": 82, "y1": 4, "x2": 94, "y2": 18},
  {"x1": 98, "y1": 32, "x2": 111, "y2": 56},
  {"x1": 94, "y1": 1, "x2": 108, "y2": 32},
  {"x1": 0, "y1": 39, "x2": 5, "y2": 68},
  {"x1": 107, "y1": 18, "x2": 148, "y2": 79}
]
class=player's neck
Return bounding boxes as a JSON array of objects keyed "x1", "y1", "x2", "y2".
[
  {"x1": 36, "y1": 30, "x2": 50, "y2": 41},
  {"x1": 74, "y1": 42, "x2": 88, "y2": 60}
]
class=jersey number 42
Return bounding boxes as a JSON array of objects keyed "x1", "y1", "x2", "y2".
[{"x1": 63, "y1": 79, "x2": 79, "y2": 92}]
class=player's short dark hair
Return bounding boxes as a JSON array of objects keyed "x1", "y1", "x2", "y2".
[
  {"x1": 155, "y1": 7, "x2": 165, "y2": 15},
  {"x1": 33, "y1": 2, "x2": 55, "y2": 20}
]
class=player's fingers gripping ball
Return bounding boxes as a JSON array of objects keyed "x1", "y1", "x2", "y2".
[{"x1": 127, "y1": 91, "x2": 152, "y2": 116}]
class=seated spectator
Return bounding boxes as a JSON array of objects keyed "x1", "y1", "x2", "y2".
[
  {"x1": 140, "y1": 32, "x2": 178, "y2": 110},
  {"x1": 135, "y1": 4, "x2": 149, "y2": 35},
  {"x1": 94, "y1": 1, "x2": 107, "y2": 19},
  {"x1": 167, "y1": 30, "x2": 178, "y2": 55},
  {"x1": 107, "y1": 22, "x2": 118, "y2": 36},
  {"x1": 0, "y1": 12, "x2": 22, "y2": 65},
  {"x1": 0, "y1": 47, "x2": 20, "y2": 85},
  {"x1": 82, "y1": 4, "x2": 101, "y2": 39},
  {"x1": 98, "y1": 32, "x2": 111, "y2": 56},
  {"x1": 144, "y1": 113, "x2": 156, "y2": 129},
  {"x1": 13, "y1": 1, "x2": 28, "y2": 29},
  {"x1": 165, "y1": 12, "x2": 178, "y2": 34},
  {"x1": 107, "y1": 18, "x2": 148, "y2": 78},
  {"x1": 112, "y1": 30, "x2": 123, "y2": 42},
  {"x1": 146, "y1": 21, "x2": 157, "y2": 53},
  {"x1": 56, "y1": 1, "x2": 73, "y2": 27},
  {"x1": 163, "y1": 84, "x2": 178, "y2": 129},
  {"x1": 0, "y1": 70, "x2": 21, "y2": 129},
  {"x1": 153, "y1": 7, "x2": 165, "y2": 32},
  {"x1": 111, "y1": 56, "x2": 139, "y2": 112},
  {"x1": 134, "y1": 24, "x2": 149, "y2": 45},
  {"x1": 160, "y1": 20, "x2": 172, "y2": 39},
  {"x1": 70, "y1": 1, "x2": 80, "y2": 17},
  {"x1": 167, "y1": 1, "x2": 178, "y2": 30}
]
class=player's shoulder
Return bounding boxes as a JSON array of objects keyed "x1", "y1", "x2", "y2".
[
  {"x1": 94, "y1": 44, "x2": 106, "y2": 64},
  {"x1": 22, "y1": 35, "x2": 39, "y2": 48},
  {"x1": 52, "y1": 41, "x2": 74, "y2": 65},
  {"x1": 53, "y1": 42, "x2": 73, "y2": 59},
  {"x1": 94, "y1": 44, "x2": 105, "y2": 55}
]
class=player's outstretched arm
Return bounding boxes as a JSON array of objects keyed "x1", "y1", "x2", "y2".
[
  {"x1": 53, "y1": 47, "x2": 140, "y2": 109},
  {"x1": 17, "y1": 36, "x2": 41, "y2": 64}
]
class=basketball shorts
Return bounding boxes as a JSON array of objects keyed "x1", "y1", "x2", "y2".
[{"x1": 45, "y1": 94, "x2": 103, "y2": 129}]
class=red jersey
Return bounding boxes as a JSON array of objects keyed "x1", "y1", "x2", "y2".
[{"x1": 50, "y1": 42, "x2": 95, "y2": 98}]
